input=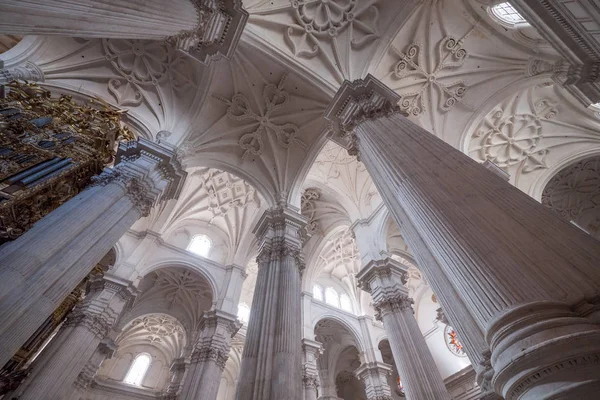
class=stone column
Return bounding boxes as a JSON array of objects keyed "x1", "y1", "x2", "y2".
[
  {"x1": 179, "y1": 310, "x2": 241, "y2": 400},
  {"x1": 15, "y1": 274, "x2": 135, "y2": 400},
  {"x1": 302, "y1": 339, "x2": 323, "y2": 400},
  {"x1": 357, "y1": 258, "x2": 451, "y2": 400},
  {"x1": 354, "y1": 362, "x2": 393, "y2": 400},
  {"x1": 325, "y1": 75, "x2": 600, "y2": 400},
  {"x1": 0, "y1": 0, "x2": 248, "y2": 63},
  {"x1": 235, "y1": 206, "x2": 307, "y2": 400},
  {"x1": 162, "y1": 357, "x2": 189, "y2": 400},
  {"x1": 70, "y1": 338, "x2": 117, "y2": 399},
  {"x1": 0, "y1": 138, "x2": 186, "y2": 368}
]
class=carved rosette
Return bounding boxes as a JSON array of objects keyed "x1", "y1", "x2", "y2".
[{"x1": 324, "y1": 75, "x2": 405, "y2": 158}]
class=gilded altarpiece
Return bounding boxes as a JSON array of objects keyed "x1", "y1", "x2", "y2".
[{"x1": 0, "y1": 82, "x2": 133, "y2": 242}]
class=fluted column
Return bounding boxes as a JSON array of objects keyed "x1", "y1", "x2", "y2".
[
  {"x1": 325, "y1": 75, "x2": 600, "y2": 400},
  {"x1": 354, "y1": 362, "x2": 394, "y2": 400},
  {"x1": 235, "y1": 206, "x2": 307, "y2": 400},
  {"x1": 0, "y1": 138, "x2": 186, "y2": 368},
  {"x1": 357, "y1": 258, "x2": 451, "y2": 400},
  {"x1": 70, "y1": 338, "x2": 117, "y2": 399},
  {"x1": 15, "y1": 274, "x2": 135, "y2": 400},
  {"x1": 302, "y1": 339, "x2": 323, "y2": 400},
  {"x1": 0, "y1": 0, "x2": 248, "y2": 64},
  {"x1": 179, "y1": 310, "x2": 240, "y2": 400}
]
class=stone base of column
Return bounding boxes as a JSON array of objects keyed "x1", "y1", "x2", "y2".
[{"x1": 489, "y1": 301, "x2": 600, "y2": 400}]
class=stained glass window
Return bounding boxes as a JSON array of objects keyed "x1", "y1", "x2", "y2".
[
  {"x1": 491, "y1": 2, "x2": 526, "y2": 24},
  {"x1": 187, "y1": 234, "x2": 212, "y2": 257},
  {"x1": 444, "y1": 325, "x2": 467, "y2": 357},
  {"x1": 124, "y1": 353, "x2": 151, "y2": 386}
]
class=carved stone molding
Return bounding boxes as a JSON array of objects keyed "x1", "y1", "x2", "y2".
[
  {"x1": 324, "y1": 74, "x2": 403, "y2": 155},
  {"x1": 190, "y1": 343, "x2": 230, "y2": 370},
  {"x1": 0, "y1": 61, "x2": 44, "y2": 84},
  {"x1": 254, "y1": 206, "x2": 308, "y2": 273},
  {"x1": 373, "y1": 291, "x2": 414, "y2": 321},
  {"x1": 167, "y1": 0, "x2": 248, "y2": 65}
]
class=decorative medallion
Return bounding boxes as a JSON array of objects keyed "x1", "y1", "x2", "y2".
[
  {"x1": 213, "y1": 73, "x2": 307, "y2": 162},
  {"x1": 444, "y1": 325, "x2": 466, "y2": 357},
  {"x1": 391, "y1": 36, "x2": 468, "y2": 116}
]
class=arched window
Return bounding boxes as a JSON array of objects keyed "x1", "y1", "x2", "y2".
[
  {"x1": 187, "y1": 234, "x2": 212, "y2": 258},
  {"x1": 123, "y1": 353, "x2": 151, "y2": 386},
  {"x1": 313, "y1": 284, "x2": 324, "y2": 301},
  {"x1": 325, "y1": 287, "x2": 340, "y2": 308},
  {"x1": 340, "y1": 293, "x2": 353, "y2": 313},
  {"x1": 238, "y1": 302, "x2": 250, "y2": 324},
  {"x1": 491, "y1": 2, "x2": 525, "y2": 25}
]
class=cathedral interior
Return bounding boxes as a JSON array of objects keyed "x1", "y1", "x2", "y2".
[{"x1": 1, "y1": 1, "x2": 600, "y2": 400}]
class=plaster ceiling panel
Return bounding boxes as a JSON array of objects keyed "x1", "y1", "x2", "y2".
[
  {"x1": 159, "y1": 167, "x2": 264, "y2": 264},
  {"x1": 465, "y1": 83, "x2": 600, "y2": 195},
  {"x1": 373, "y1": 0, "x2": 556, "y2": 147},
  {"x1": 131, "y1": 267, "x2": 213, "y2": 333},
  {"x1": 117, "y1": 313, "x2": 186, "y2": 362},
  {"x1": 185, "y1": 42, "x2": 331, "y2": 204},
  {"x1": 21, "y1": 37, "x2": 211, "y2": 142},
  {"x1": 305, "y1": 141, "x2": 381, "y2": 221},
  {"x1": 243, "y1": 0, "x2": 419, "y2": 90}
]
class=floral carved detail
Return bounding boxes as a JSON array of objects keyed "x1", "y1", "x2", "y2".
[
  {"x1": 286, "y1": 0, "x2": 379, "y2": 58},
  {"x1": 471, "y1": 98, "x2": 559, "y2": 173},
  {"x1": 301, "y1": 187, "x2": 321, "y2": 239},
  {"x1": 91, "y1": 168, "x2": 154, "y2": 217},
  {"x1": 153, "y1": 269, "x2": 213, "y2": 306},
  {"x1": 103, "y1": 39, "x2": 197, "y2": 106},
  {"x1": 542, "y1": 157, "x2": 600, "y2": 221},
  {"x1": 213, "y1": 73, "x2": 307, "y2": 162},
  {"x1": 373, "y1": 291, "x2": 413, "y2": 321},
  {"x1": 191, "y1": 343, "x2": 230, "y2": 370},
  {"x1": 391, "y1": 37, "x2": 468, "y2": 116},
  {"x1": 130, "y1": 315, "x2": 185, "y2": 344}
]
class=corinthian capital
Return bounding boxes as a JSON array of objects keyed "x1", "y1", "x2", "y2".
[
  {"x1": 254, "y1": 206, "x2": 308, "y2": 273},
  {"x1": 324, "y1": 75, "x2": 404, "y2": 154},
  {"x1": 167, "y1": 0, "x2": 248, "y2": 65}
]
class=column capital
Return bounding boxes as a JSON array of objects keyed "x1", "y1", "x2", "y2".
[
  {"x1": 167, "y1": 0, "x2": 249, "y2": 65},
  {"x1": 0, "y1": 61, "x2": 44, "y2": 85},
  {"x1": 354, "y1": 361, "x2": 393, "y2": 400},
  {"x1": 254, "y1": 206, "x2": 307, "y2": 273},
  {"x1": 191, "y1": 310, "x2": 241, "y2": 370},
  {"x1": 91, "y1": 138, "x2": 187, "y2": 216},
  {"x1": 324, "y1": 75, "x2": 403, "y2": 154}
]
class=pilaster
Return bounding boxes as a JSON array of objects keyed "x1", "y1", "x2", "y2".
[
  {"x1": 179, "y1": 310, "x2": 240, "y2": 400},
  {"x1": 302, "y1": 339, "x2": 323, "y2": 400},
  {"x1": 327, "y1": 75, "x2": 600, "y2": 399},
  {"x1": 236, "y1": 206, "x2": 307, "y2": 400},
  {"x1": 354, "y1": 362, "x2": 393, "y2": 400}
]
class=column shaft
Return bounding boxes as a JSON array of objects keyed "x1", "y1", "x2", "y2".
[
  {"x1": 179, "y1": 310, "x2": 240, "y2": 400},
  {"x1": 357, "y1": 259, "x2": 451, "y2": 400},
  {"x1": 235, "y1": 207, "x2": 306, "y2": 400},
  {"x1": 16, "y1": 275, "x2": 134, "y2": 400},
  {"x1": 0, "y1": 139, "x2": 185, "y2": 368},
  {"x1": 325, "y1": 75, "x2": 600, "y2": 399},
  {"x1": 0, "y1": 0, "x2": 198, "y2": 39}
]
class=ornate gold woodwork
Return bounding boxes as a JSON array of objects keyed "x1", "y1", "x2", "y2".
[{"x1": 0, "y1": 81, "x2": 134, "y2": 242}]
